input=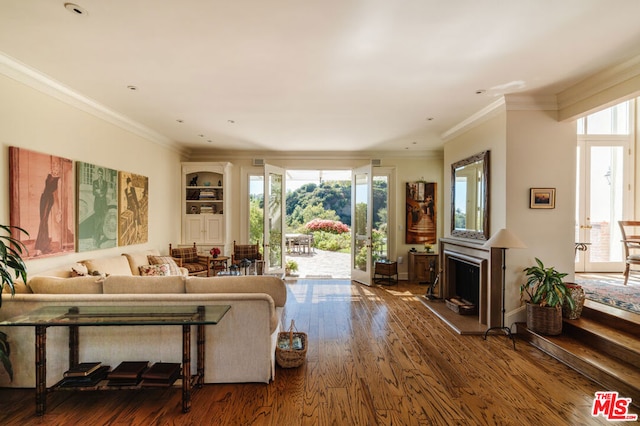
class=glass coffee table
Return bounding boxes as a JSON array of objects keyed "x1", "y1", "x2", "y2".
[{"x1": 0, "y1": 304, "x2": 230, "y2": 416}]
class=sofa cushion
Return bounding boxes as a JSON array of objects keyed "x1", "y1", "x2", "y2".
[
  {"x1": 28, "y1": 276, "x2": 104, "y2": 294},
  {"x1": 102, "y1": 275, "x2": 185, "y2": 294},
  {"x1": 170, "y1": 246, "x2": 198, "y2": 263},
  {"x1": 185, "y1": 276, "x2": 287, "y2": 307},
  {"x1": 139, "y1": 264, "x2": 170, "y2": 276},
  {"x1": 147, "y1": 255, "x2": 182, "y2": 276},
  {"x1": 123, "y1": 249, "x2": 161, "y2": 276},
  {"x1": 82, "y1": 256, "x2": 133, "y2": 276}
]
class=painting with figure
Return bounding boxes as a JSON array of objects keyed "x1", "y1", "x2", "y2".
[
  {"x1": 76, "y1": 162, "x2": 118, "y2": 251},
  {"x1": 406, "y1": 182, "x2": 436, "y2": 244},
  {"x1": 9, "y1": 147, "x2": 75, "y2": 259},
  {"x1": 118, "y1": 171, "x2": 148, "y2": 246}
]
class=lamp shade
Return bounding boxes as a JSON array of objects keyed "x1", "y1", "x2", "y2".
[{"x1": 482, "y1": 228, "x2": 526, "y2": 249}]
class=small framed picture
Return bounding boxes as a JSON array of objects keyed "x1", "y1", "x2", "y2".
[{"x1": 530, "y1": 188, "x2": 556, "y2": 209}]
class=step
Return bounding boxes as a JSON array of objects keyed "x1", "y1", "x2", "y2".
[
  {"x1": 518, "y1": 323, "x2": 640, "y2": 407},
  {"x1": 562, "y1": 316, "x2": 640, "y2": 366}
]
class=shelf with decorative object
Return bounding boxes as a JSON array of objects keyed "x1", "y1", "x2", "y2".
[{"x1": 182, "y1": 162, "x2": 232, "y2": 249}]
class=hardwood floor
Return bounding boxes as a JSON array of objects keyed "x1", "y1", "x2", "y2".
[{"x1": 0, "y1": 280, "x2": 624, "y2": 425}]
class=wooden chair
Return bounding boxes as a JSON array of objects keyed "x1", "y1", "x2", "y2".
[
  {"x1": 231, "y1": 240, "x2": 262, "y2": 274},
  {"x1": 169, "y1": 242, "x2": 210, "y2": 277},
  {"x1": 618, "y1": 221, "x2": 640, "y2": 285}
]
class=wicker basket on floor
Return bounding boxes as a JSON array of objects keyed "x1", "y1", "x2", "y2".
[{"x1": 276, "y1": 320, "x2": 307, "y2": 368}]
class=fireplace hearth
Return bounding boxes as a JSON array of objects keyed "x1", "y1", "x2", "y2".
[{"x1": 422, "y1": 238, "x2": 503, "y2": 333}]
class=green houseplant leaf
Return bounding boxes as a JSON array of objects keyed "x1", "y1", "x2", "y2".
[
  {"x1": 521, "y1": 257, "x2": 574, "y2": 310},
  {"x1": 0, "y1": 224, "x2": 29, "y2": 382},
  {"x1": 0, "y1": 224, "x2": 29, "y2": 307}
]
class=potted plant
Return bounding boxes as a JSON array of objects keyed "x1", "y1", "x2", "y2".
[
  {"x1": 285, "y1": 259, "x2": 299, "y2": 276},
  {"x1": 0, "y1": 224, "x2": 29, "y2": 381},
  {"x1": 520, "y1": 258, "x2": 574, "y2": 335}
]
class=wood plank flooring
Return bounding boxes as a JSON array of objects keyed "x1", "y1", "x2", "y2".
[{"x1": 0, "y1": 280, "x2": 627, "y2": 425}]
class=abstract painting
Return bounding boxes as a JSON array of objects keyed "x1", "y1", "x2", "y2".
[
  {"x1": 406, "y1": 181, "x2": 436, "y2": 244},
  {"x1": 9, "y1": 147, "x2": 75, "y2": 259},
  {"x1": 76, "y1": 162, "x2": 118, "y2": 251},
  {"x1": 118, "y1": 171, "x2": 148, "y2": 246}
]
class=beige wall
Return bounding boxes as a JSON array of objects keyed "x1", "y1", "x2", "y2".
[
  {"x1": 0, "y1": 74, "x2": 183, "y2": 275},
  {"x1": 443, "y1": 100, "x2": 576, "y2": 324}
]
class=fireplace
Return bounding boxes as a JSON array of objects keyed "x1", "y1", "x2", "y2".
[{"x1": 437, "y1": 238, "x2": 503, "y2": 329}]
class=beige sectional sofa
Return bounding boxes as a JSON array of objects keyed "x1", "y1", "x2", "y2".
[{"x1": 0, "y1": 250, "x2": 287, "y2": 388}]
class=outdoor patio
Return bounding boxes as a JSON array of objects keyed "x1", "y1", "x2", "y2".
[{"x1": 286, "y1": 249, "x2": 350, "y2": 279}]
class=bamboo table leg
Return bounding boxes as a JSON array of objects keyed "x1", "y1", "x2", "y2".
[
  {"x1": 182, "y1": 324, "x2": 191, "y2": 413},
  {"x1": 35, "y1": 325, "x2": 47, "y2": 416},
  {"x1": 197, "y1": 324, "x2": 205, "y2": 388}
]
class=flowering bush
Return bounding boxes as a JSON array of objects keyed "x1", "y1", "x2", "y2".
[
  {"x1": 210, "y1": 247, "x2": 221, "y2": 257},
  {"x1": 304, "y1": 219, "x2": 350, "y2": 234}
]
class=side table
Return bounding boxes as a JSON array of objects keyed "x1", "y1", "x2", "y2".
[
  {"x1": 374, "y1": 261, "x2": 398, "y2": 285},
  {"x1": 210, "y1": 256, "x2": 230, "y2": 276}
]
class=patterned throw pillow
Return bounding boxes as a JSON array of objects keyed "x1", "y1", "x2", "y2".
[
  {"x1": 139, "y1": 264, "x2": 170, "y2": 276},
  {"x1": 147, "y1": 255, "x2": 181, "y2": 276},
  {"x1": 70, "y1": 263, "x2": 89, "y2": 277}
]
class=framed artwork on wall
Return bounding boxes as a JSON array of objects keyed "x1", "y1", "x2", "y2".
[
  {"x1": 118, "y1": 171, "x2": 149, "y2": 246},
  {"x1": 76, "y1": 162, "x2": 118, "y2": 251},
  {"x1": 8, "y1": 147, "x2": 75, "y2": 259},
  {"x1": 406, "y1": 181, "x2": 437, "y2": 244},
  {"x1": 530, "y1": 188, "x2": 556, "y2": 209}
]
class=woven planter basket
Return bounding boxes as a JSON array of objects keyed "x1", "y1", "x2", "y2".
[
  {"x1": 526, "y1": 303, "x2": 562, "y2": 335},
  {"x1": 275, "y1": 320, "x2": 307, "y2": 368}
]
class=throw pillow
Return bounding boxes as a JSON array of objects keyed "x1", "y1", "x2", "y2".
[
  {"x1": 147, "y1": 255, "x2": 181, "y2": 276},
  {"x1": 70, "y1": 263, "x2": 89, "y2": 277},
  {"x1": 139, "y1": 264, "x2": 170, "y2": 276}
]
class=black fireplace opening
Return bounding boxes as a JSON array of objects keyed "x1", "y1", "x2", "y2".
[{"x1": 450, "y1": 258, "x2": 480, "y2": 306}]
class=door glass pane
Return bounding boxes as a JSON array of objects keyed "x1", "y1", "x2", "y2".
[
  {"x1": 589, "y1": 146, "x2": 624, "y2": 263},
  {"x1": 372, "y1": 175, "x2": 388, "y2": 262},
  {"x1": 249, "y1": 175, "x2": 264, "y2": 246},
  {"x1": 268, "y1": 172, "x2": 283, "y2": 269},
  {"x1": 353, "y1": 172, "x2": 369, "y2": 272}
]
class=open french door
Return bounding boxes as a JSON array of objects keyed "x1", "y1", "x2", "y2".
[
  {"x1": 264, "y1": 164, "x2": 286, "y2": 275},
  {"x1": 351, "y1": 164, "x2": 373, "y2": 285},
  {"x1": 575, "y1": 139, "x2": 631, "y2": 272}
]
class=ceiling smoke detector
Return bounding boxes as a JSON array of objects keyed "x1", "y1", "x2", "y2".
[{"x1": 64, "y1": 3, "x2": 88, "y2": 16}]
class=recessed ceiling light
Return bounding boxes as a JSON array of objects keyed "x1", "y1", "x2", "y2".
[
  {"x1": 176, "y1": 119, "x2": 184, "y2": 123},
  {"x1": 426, "y1": 117, "x2": 434, "y2": 121},
  {"x1": 227, "y1": 120, "x2": 235, "y2": 124},
  {"x1": 198, "y1": 134, "x2": 204, "y2": 138},
  {"x1": 475, "y1": 89, "x2": 486, "y2": 95},
  {"x1": 207, "y1": 140, "x2": 213, "y2": 143},
  {"x1": 412, "y1": 141, "x2": 417, "y2": 145},
  {"x1": 127, "y1": 85, "x2": 137, "y2": 91},
  {"x1": 64, "y1": 3, "x2": 88, "y2": 16}
]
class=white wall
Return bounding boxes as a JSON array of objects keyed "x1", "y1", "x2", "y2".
[{"x1": 0, "y1": 74, "x2": 183, "y2": 275}]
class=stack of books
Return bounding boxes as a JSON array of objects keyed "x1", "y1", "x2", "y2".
[
  {"x1": 107, "y1": 361, "x2": 149, "y2": 386},
  {"x1": 59, "y1": 362, "x2": 110, "y2": 388},
  {"x1": 199, "y1": 190, "x2": 216, "y2": 200},
  {"x1": 141, "y1": 362, "x2": 182, "y2": 387},
  {"x1": 200, "y1": 205, "x2": 215, "y2": 214}
]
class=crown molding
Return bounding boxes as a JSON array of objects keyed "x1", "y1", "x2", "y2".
[
  {"x1": 441, "y1": 97, "x2": 505, "y2": 141},
  {"x1": 0, "y1": 52, "x2": 186, "y2": 155},
  {"x1": 557, "y1": 53, "x2": 640, "y2": 120}
]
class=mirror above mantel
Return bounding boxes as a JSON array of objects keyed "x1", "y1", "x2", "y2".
[{"x1": 450, "y1": 150, "x2": 490, "y2": 240}]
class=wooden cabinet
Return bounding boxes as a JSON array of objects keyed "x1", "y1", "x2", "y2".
[
  {"x1": 408, "y1": 252, "x2": 438, "y2": 283},
  {"x1": 181, "y1": 162, "x2": 232, "y2": 249}
]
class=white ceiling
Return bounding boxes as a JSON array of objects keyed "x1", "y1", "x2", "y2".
[{"x1": 2, "y1": 1, "x2": 640, "y2": 154}]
